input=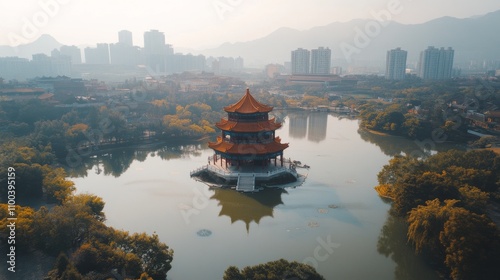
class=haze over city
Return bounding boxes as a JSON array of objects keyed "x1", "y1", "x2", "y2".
[
  {"x1": 2, "y1": 0, "x2": 500, "y2": 49},
  {"x1": 2, "y1": 1, "x2": 500, "y2": 279}
]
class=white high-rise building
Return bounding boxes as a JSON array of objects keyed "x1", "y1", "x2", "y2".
[
  {"x1": 84, "y1": 43, "x2": 109, "y2": 64},
  {"x1": 291, "y1": 48, "x2": 310, "y2": 75},
  {"x1": 418, "y1": 46, "x2": 454, "y2": 80},
  {"x1": 144, "y1": 30, "x2": 167, "y2": 71},
  {"x1": 311, "y1": 47, "x2": 331, "y2": 75},
  {"x1": 385, "y1": 47, "x2": 407, "y2": 80},
  {"x1": 118, "y1": 30, "x2": 133, "y2": 46}
]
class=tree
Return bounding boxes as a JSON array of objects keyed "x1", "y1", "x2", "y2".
[
  {"x1": 73, "y1": 242, "x2": 124, "y2": 275},
  {"x1": 122, "y1": 232, "x2": 174, "y2": 279},
  {"x1": 65, "y1": 123, "x2": 89, "y2": 146},
  {"x1": 67, "y1": 194, "x2": 105, "y2": 221},
  {"x1": 0, "y1": 204, "x2": 35, "y2": 249},
  {"x1": 457, "y1": 185, "x2": 489, "y2": 213},
  {"x1": 223, "y1": 259, "x2": 325, "y2": 280},
  {"x1": 407, "y1": 198, "x2": 500, "y2": 279},
  {"x1": 223, "y1": 266, "x2": 245, "y2": 280},
  {"x1": 440, "y1": 208, "x2": 500, "y2": 280},
  {"x1": 10, "y1": 163, "x2": 44, "y2": 199},
  {"x1": 42, "y1": 166, "x2": 75, "y2": 203},
  {"x1": 45, "y1": 252, "x2": 82, "y2": 280},
  {"x1": 31, "y1": 196, "x2": 102, "y2": 254},
  {"x1": 33, "y1": 120, "x2": 68, "y2": 158},
  {"x1": 406, "y1": 199, "x2": 456, "y2": 255}
]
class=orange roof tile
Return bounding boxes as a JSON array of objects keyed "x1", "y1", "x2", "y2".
[
  {"x1": 216, "y1": 118, "x2": 282, "y2": 132},
  {"x1": 208, "y1": 138, "x2": 288, "y2": 155},
  {"x1": 224, "y1": 88, "x2": 273, "y2": 113}
]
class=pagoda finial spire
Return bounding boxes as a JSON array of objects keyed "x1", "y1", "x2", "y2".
[{"x1": 246, "y1": 87, "x2": 250, "y2": 95}]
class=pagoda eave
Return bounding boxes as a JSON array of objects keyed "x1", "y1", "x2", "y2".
[
  {"x1": 208, "y1": 140, "x2": 289, "y2": 156},
  {"x1": 215, "y1": 118, "x2": 282, "y2": 132}
]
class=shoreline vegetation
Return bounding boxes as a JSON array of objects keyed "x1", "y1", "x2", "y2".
[
  {"x1": 2, "y1": 77, "x2": 500, "y2": 279},
  {"x1": 374, "y1": 150, "x2": 500, "y2": 279},
  {"x1": 0, "y1": 89, "x2": 326, "y2": 279}
]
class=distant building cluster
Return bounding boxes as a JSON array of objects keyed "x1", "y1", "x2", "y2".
[
  {"x1": 83, "y1": 29, "x2": 244, "y2": 74},
  {"x1": 0, "y1": 53, "x2": 72, "y2": 80},
  {"x1": 385, "y1": 46, "x2": 455, "y2": 80},
  {"x1": 291, "y1": 47, "x2": 331, "y2": 75},
  {"x1": 0, "y1": 29, "x2": 245, "y2": 80}
]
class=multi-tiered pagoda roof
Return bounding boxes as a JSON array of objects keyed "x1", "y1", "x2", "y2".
[
  {"x1": 191, "y1": 88, "x2": 301, "y2": 192},
  {"x1": 208, "y1": 89, "x2": 288, "y2": 163}
]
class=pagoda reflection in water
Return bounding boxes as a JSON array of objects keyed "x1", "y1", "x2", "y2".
[{"x1": 210, "y1": 187, "x2": 287, "y2": 232}]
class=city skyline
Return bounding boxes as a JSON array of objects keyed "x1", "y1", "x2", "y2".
[{"x1": 2, "y1": 1, "x2": 500, "y2": 49}]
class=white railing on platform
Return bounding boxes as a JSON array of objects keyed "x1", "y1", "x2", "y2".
[{"x1": 190, "y1": 165, "x2": 208, "y2": 176}]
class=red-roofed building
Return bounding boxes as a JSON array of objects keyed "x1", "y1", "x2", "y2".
[{"x1": 208, "y1": 88, "x2": 289, "y2": 167}]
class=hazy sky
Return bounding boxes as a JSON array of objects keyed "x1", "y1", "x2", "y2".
[{"x1": 2, "y1": 0, "x2": 500, "y2": 49}]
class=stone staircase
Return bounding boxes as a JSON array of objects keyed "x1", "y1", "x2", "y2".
[{"x1": 236, "y1": 174, "x2": 255, "y2": 192}]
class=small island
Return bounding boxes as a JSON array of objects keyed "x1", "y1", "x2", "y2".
[{"x1": 191, "y1": 88, "x2": 305, "y2": 192}]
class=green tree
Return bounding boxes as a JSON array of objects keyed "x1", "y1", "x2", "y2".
[
  {"x1": 223, "y1": 266, "x2": 245, "y2": 280},
  {"x1": 32, "y1": 119, "x2": 68, "y2": 158},
  {"x1": 10, "y1": 163, "x2": 44, "y2": 199}
]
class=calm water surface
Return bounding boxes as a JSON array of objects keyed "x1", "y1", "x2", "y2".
[{"x1": 71, "y1": 112, "x2": 447, "y2": 280}]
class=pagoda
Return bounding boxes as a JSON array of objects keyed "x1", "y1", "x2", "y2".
[
  {"x1": 208, "y1": 88, "x2": 289, "y2": 168},
  {"x1": 191, "y1": 88, "x2": 300, "y2": 192}
]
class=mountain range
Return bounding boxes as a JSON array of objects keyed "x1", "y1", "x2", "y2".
[
  {"x1": 1, "y1": 10, "x2": 499, "y2": 68},
  {"x1": 200, "y1": 10, "x2": 500, "y2": 67},
  {"x1": 0, "y1": 34, "x2": 62, "y2": 60}
]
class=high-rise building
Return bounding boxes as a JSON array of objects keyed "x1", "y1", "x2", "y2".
[
  {"x1": 118, "y1": 30, "x2": 133, "y2": 46},
  {"x1": 59, "y1": 45, "x2": 82, "y2": 64},
  {"x1": 32, "y1": 53, "x2": 71, "y2": 77},
  {"x1": 0, "y1": 57, "x2": 31, "y2": 80},
  {"x1": 84, "y1": 44, "x2": 110, "y2": 64},
  {"x1": 418, "y1": 46, "x2": 454, "y2": 80},
  {"x1": 291, "y1": 48, "x2": 310, "y2": 75},
  {"x1": 110, "y1": 43, "x2": 140, "y2": 65},
  {"x1": 235, "y1": 56, "x2": 244, "y2": 71},
  {"x1": 144, "y1": 30, "x2": 167, "y2": 71},
  {"x1": 311, "y1": 47, "x2": 331, "y2": 74},
  {"x1": 385, "y1": 47, "x2": 407, "y2": 80},
  {"x1": 110, "y1": 30, "x2": 139, "y2": 65},
  {"x1": 166, "y1": 53, "x2": 206, "y2": 73},
  {"x1": 438, "y1": 47, "x2": 454, "y2": 79}
]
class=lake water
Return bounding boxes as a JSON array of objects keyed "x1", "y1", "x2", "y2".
[{"x1": 70, "y1": 112, "x2": 453, "y2": 280}]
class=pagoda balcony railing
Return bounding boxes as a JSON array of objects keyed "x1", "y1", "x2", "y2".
[
  {"x1": 225, "y1": 139, "x2": 274, "y2": 145},
  {"x1": 227, "y1": 113, "x2": 268, "y2": 122}
]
